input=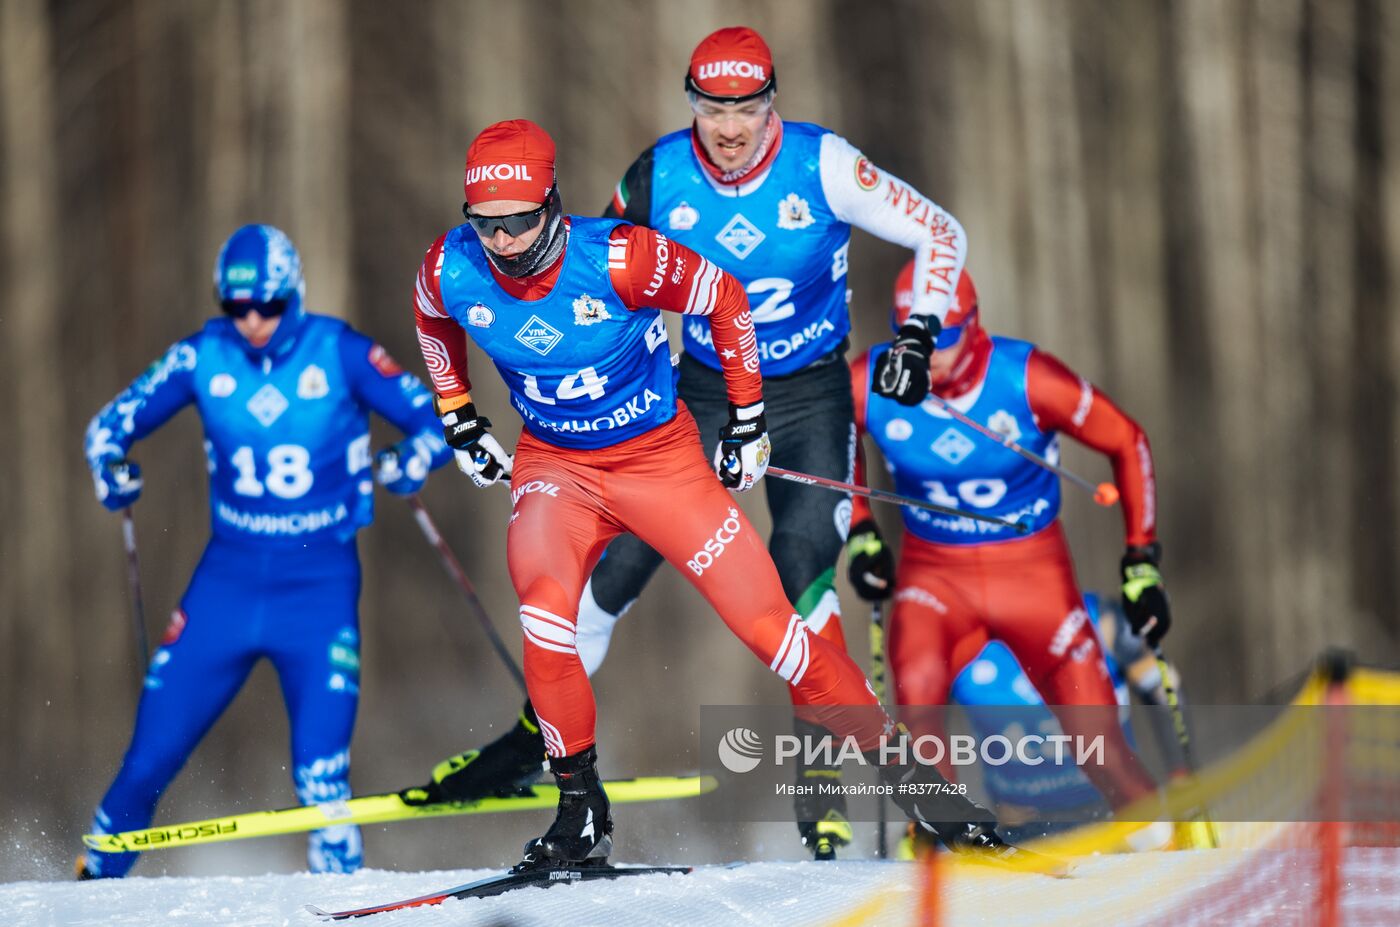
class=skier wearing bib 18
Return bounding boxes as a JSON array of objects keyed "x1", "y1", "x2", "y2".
[{"x1": 77, "y1": 224, "x2": 451, "y2": 879}]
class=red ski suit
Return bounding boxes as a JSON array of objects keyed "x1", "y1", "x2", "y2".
[
  {"x1": 416, "y1": 221, "x2": 887, "y2": 758},
  {"x1": 851, "y1": 342, "x2": 1160, "y2": 808}
]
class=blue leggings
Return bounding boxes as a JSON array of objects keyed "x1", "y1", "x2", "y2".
[{"x1": 85, "y1": 537, "x2": 362, "y2": 877}]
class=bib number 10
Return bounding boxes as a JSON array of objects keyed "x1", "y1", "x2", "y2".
[
  {"x1": 923, "y1": 478, "x2": 1008, "y2": 510},
  {"x1": 231, "y1": 444, "x2": 314, "y2": 499}
]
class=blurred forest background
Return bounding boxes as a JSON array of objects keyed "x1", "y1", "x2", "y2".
[{"x1": 2, "y1": 0, "x2": 1398, "y2": 881}]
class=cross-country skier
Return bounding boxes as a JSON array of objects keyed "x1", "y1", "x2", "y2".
[
  {"x1": 845, "y1": 261, "x2": 1171, "y2": 841},
  {"x1": 410, "y1": 119, "x2": 1027, "y2": 872},
  {"x1": 413, "y1": 25, "x2": 970, "y2": 859},
  {"x1": 76, "y1": 224, "x2": 451, "y2": 879}
]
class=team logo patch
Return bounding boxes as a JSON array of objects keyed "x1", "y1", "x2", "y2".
[
  {"x1": 715, "y1": 213, "x2": 765, "y2": 260},
  {"x1": 776, "y1": 193, "x2": 814, "y2": 230},
  {"x1": 466, "y1": 303, "x2": 495, "y2": 328},
  {"x1": 855, "y1": 155, "x2": 880, "y2": 191},
  {"x1": 931, "y1": 427, "x2": 975, "y2": 465},
  {"x1": 669, "y1": 201, "x2": 699, "y2": 231},
  {"x1": 246, "y1": 383, "x2": 289, "y2": 426},
  {"x1": 572, "y1": 295, "x2": 611, "y2": 326},
  {"x1": 368, "y1": 344, "x2": 403, "y2": 376},
  {"x1": 514, "y1": 315, "x2": 564, "y2": 355},
  {"x1": 209, "y1": 373, "x2": 237, "y2": 397},
  {"x1": 884, "y1": 418, "x2": 913, "y2": 442},
  {"x1": 987, "y1": 410, "x2": 1022, "y2": 443},
  {"x1": 298, "y1": 364, "x2": 330, "y2": 399}
]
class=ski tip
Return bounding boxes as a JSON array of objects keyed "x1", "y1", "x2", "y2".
[{"x1": 303, "y1": 904, "x2": 332, "y2": 919}]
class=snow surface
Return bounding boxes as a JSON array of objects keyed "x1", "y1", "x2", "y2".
[{"x1": 9, "y1": 850, "x2": 1399, "y2": 927}]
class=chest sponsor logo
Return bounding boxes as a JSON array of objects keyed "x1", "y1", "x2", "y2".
[
  {"x1": 572, "y1": 294, "x2": 612, "y2": 326},
  {"x1": 297, "y1": 364, "x2": 330, "y2": 399},
  {"x1": 884, "y1": 418, "x2": 913, "y2": 442},
  {"x1": 777, "y1": 192, "x2": 814, "y2": 230},
  {"x1": 931, "y1": 427, "x2": 975, "y2": 465},
  {"x1": 987, "y1": 410, "x2": 1021, "y2": 443},
  {"x1": 715, "y1": 213, "x2": 765, "y2": 260},
  {"x1": 669, "y1": 201, "x2": 699, "y2": 231},
  {"x1": 246, "y1": 383, "x2": 289, "y2": 426},
  {"x1": 514, "y1": 315, "x2": 564, "y2": 355},
  {"x1": 209, "y1": 373, "x2": 237, "y2": 397},
  {"x1": 466, "y1": 302, "x2": 495, "y2": 328}
]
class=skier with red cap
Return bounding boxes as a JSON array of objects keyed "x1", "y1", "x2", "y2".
[
  {"x1": 408, "y1": 119, "x2": 1031, "y2": 872},
  {"x1": 846, "y1": 260, "x2": 1173, "y2": 849},
  {"x1": 411, "y1": 25, "x2": 975, "y2": 860}
]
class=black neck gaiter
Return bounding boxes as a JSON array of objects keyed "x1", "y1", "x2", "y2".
[{"x1": 484, "y1": 187, "x2": 568, "y2": 278}]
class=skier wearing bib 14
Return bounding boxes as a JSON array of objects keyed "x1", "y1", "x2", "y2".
[
  {"x1": 412, "y1": 26, "x2": 968, "y2": 860},
  {"x1": 409, "y1": 119, "x2": 1030, "y2": 871},
  {"x1": 845, "y1": 261, "x2": 1173, "y2": 845},
  {"x1": 76, "y1": 225, "x2": 451, "y2": 879}
]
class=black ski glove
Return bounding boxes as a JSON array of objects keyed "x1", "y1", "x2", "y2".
[
  {"x1": 1121, "y1": 542, "x2": 1171, "y2": 647},
  {"x1": 873, "y1": 318, "x2": 938, "y2": 406},
  {"x1": 846, "y1": 519, "x2": 895, "y2": 601}
]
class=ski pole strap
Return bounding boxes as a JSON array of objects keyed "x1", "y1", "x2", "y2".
[{"x1": 767, "y1": 467, "x2": 1028, "y2": 533}]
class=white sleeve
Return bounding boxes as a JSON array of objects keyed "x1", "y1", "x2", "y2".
[{"x1": 819, "y1": 132, "x2": 966, "y2": 326}]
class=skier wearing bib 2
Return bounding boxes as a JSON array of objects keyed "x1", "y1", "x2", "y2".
[
  {"x1": 77, "y1": 225, "x2": 451, "y2": 879},
  {"x1": 846, "y1": 261, "x2": 1172, "y2": 846},
  {"x1": 409, "y1": 120, "x2": 1027, "y2": 872},
  {"x1": 414, "y1": 26, "x2": 968, "y2": 860}
]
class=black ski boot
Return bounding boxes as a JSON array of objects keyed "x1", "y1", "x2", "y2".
[
  {"x1": 875, "y1": 739, "x2": 1072, "y2": 876},
  {"x1": 401, "y1": 701, "x2": 546, "y2": 805},
  {"x1": 792, "y1": 718, "x2": 852, "y2": 860},
  {"x1": 512, "y1": 745, "x2": 613, "y2": 872}
]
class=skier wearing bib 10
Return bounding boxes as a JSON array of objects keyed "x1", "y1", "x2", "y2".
[
  {"x1": 409, "y1": 119, "x2": 1030, "y2": 871},
  {"x1": 76, "y1": 224, "x2": 452, "y2": 879},
  {"x1": 846, "y1": 261, "x2": 1174, "y2": 850},
  {"x1": 412, "y1": 25, "x2": 972, "y2": 860}
]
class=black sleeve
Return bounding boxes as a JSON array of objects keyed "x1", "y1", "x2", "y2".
[{"x1": 600, "y1": 146, "x2": 655, "y2": 226}]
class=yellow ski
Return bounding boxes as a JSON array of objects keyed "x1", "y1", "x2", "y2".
[{"x1": 82, "y1": 775, "x2": 716, "y2": 854}]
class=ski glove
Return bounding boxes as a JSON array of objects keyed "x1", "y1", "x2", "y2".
[
  {"x1": 873, "y1": 318, "x2": 938, "y2": 406},
  {"x1": 846, "y1": 519, "x2": 895, "y2": 601},
  {"x1": 1121, "y1": 542, "x2": 1171, "y2": 647},
  {"x1": 375, "y1": 437, "x2": 433, "y2": 496},
  {"x1": 441, "y1": 402, "x2": 513, "y2": 488},
  {"x1": 92, "y1": 457, "x2": 142, "y2": 511},
  {"x1": 714, "y1": 401, "x2": 771, "y2": 492}
]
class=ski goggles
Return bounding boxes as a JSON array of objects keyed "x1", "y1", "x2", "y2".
[
  {"x1": 934, "y1": 322, "x2": 966, "y2": 351},
  {"x1": 461, "y1": 193, "x2": 551, "y2": 238},
  {"x1": 220, "y1": 297, "x2": 288, "y2": 319}
]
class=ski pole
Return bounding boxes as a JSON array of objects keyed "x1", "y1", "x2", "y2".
[
  {"x1": 1153, "y1": 644, "x2": 1219, "y2": 847},
  {"x1": 767, "y1": 467, "x2": 1028, "y2": 533},
  {"x1": 120, "y1": 507, "x2": 151, "y2": 681},
  {"x1": 869, "y1": 600, "x2": 889, "y2": 859},
  {"x1": 927, "y1": 395, "x2": 1119, "y2": 507},
  {"x1": 407, "y1": 496, "x2": 528, "y2": 694}
]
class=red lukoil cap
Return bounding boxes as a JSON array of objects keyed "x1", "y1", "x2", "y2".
[
  {"x1": 463, "y1": 119, "x2": 556, "y2": 206},
  {"x1": 892, "y1": 259, "x2": 980, "y2": 338},
  {"x1": 687, "y1": 26, "x2": 775, "y2": 100}
]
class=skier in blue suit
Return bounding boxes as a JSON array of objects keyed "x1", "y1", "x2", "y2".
[{"x1": 77, "y1": 224, "x2": 451, "y2": 878}]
